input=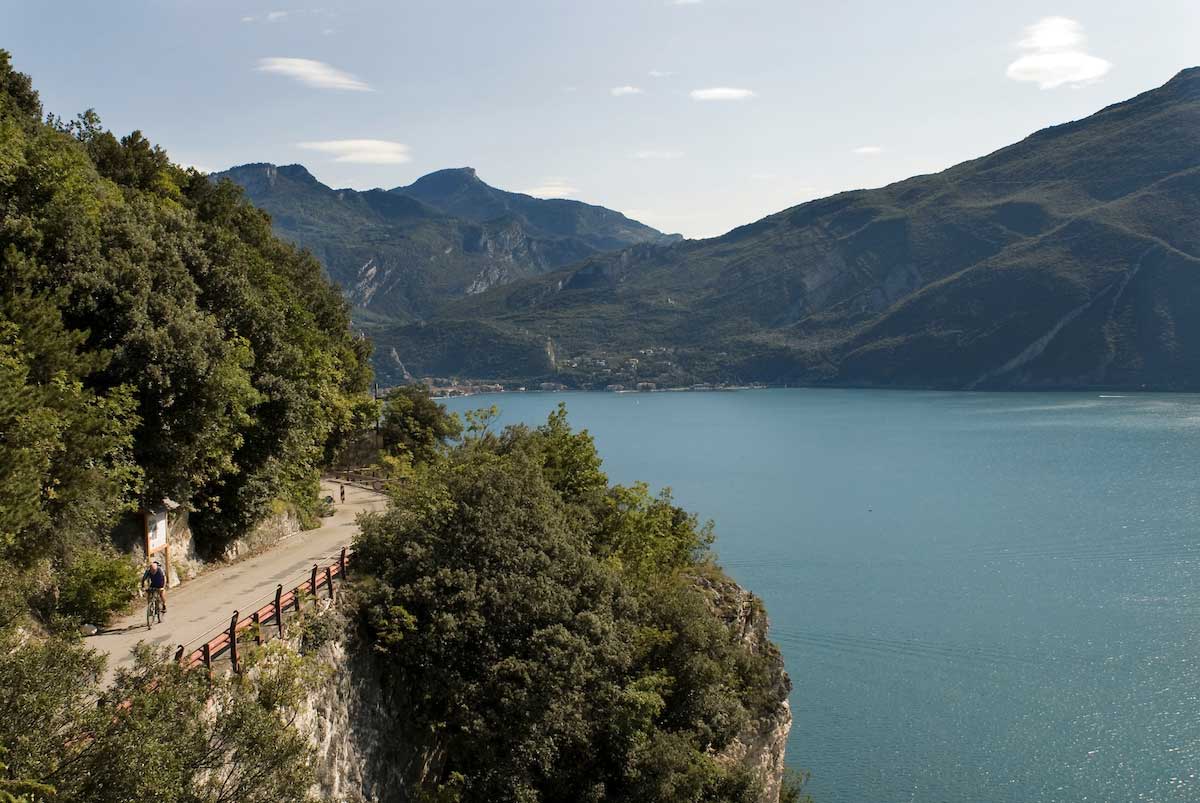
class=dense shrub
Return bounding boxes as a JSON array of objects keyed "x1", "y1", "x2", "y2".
[{"x1": 54, "y1": 547, "x2": 138, "y2": 624}]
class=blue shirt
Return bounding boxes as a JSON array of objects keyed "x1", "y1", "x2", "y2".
[{"x1": 143, "y1": 566, "x2": 166, "y2": 589}]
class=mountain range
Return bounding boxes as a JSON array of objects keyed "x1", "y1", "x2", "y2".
[
  {"x1": 367, "y1": 67, "x2": 1200, "y2": 388},
  {"x1": 213, "y1": 164, "x2": 680, "y2": 323},
  {"x1": 223, "y1": 67, "x2": 1200, "y2": 390}
]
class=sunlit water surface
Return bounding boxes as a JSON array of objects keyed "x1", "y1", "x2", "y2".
[{"x1": 443, "y1": 390, "x2": 1200, "y2": 803}]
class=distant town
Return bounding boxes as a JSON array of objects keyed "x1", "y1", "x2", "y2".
[
  {"x1": 402, "y1": 345, "x2": 770, "y2": 397},
  {"x1": 419, "y1": 376, "x2": 768, "y2": 398}
]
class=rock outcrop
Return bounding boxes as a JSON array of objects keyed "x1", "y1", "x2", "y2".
[{"x1": 694, "y1": 573, "x2": 794, "y2": 803}]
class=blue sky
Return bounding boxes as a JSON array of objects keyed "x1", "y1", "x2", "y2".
[{"x1": 3, "y1": 0, "x2": 1198, "y2": 237}]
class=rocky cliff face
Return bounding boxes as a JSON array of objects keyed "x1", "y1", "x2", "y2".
[
  {"x1": 295, "y1": 603, "x2": 449, "y2": 803},
  {"x1": 295, "y1": 606, "x2": 413, "y2": 803}
]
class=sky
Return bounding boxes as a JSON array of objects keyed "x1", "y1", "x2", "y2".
[{"x1": 3, "y1": 0, "x2": 1198, "y2": 238}]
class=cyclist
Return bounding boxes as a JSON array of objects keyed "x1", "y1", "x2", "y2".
[{"x1": 141, "y1": 559, "x2": 167, "y2": 614}]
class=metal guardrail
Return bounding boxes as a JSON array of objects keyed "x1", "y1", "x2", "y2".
[{"x1": 171, "y1": 546, "x2": 351, "y2": 674}]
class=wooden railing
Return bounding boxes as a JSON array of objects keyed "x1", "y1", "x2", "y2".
[
  {"x1": 172, "y1": 546, "x2": 351, "y2": 674},
  {"x1": 326, "y1": 467, "x2": 404, "y2": 493}
]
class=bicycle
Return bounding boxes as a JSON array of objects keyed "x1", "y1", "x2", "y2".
[{"x1": 145, "y1": 588, "x2": 164, "y2": 629}]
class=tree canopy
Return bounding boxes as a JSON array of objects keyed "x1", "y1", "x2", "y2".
[
  {"x1": 0, "y1": 50, "x2": 373, "y2": 623},
  {"x1": 354, "y1": 405, "x2": 791, "y2": 803},
  {"x1": 379, "y1": 384, "x2": 463, "y2": 466}
]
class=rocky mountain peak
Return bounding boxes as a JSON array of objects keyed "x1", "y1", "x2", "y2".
[{"x1": 400, "y1": 167, "x2": 483, "y2": 196}]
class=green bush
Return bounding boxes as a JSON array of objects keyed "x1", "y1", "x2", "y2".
[{"x1": 55, "y1": 548, "x2": 138, "y2": 624}]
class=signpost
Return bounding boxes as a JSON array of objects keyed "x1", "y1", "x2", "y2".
[{"x1": 143, "y1": 501, "x2": 176, "y2": 584}]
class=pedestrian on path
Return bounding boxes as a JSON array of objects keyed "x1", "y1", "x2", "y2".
[{"x1": 339, "y1": 484, "x2": 346, "y2": 505}]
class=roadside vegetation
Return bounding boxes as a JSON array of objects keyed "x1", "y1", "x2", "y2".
[{"x1": 0, "y1": 50, "x2": 373, "y2": 629}]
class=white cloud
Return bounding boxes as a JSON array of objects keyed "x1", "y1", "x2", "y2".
[
  {"x1": 257, "y1": 57, "x2": 371, "y2": 91},
  {"x1": 689, "y1": 87, "x2": 755, "y2": 101},
  {"x1": 1006, "y1": 17, "x2": 1112, "y2": 89},
  {"x1": 611, "y1": 85, "x2": 644, "y2": 96},
  {"x1": 524, "y1": 178, "x2": 578, "y2": 198},
  {"x1": 853, "y1": 146, "x2": 883, "y2": 155},
  {"x1": 649, "y1": 70, "x2": 674, "y2": 78},
  {"x1": 266, "y1": 10, "x2": 289, "y2": 22},
  {"x1": 635, "y1": 150, "x2": 684, "y2": 160},
  {"x1": 297, "y1": 139, "x2": 410, "y2": 163},
  {"x1": 750, "y1": 172, "x2": 778, "y2": 180},
  {"x1": 241, "y1": 15, "x2": 256, "y2": 22},
  {"x1": 673, "y1": 0, "x2": 703, "y2": 5}
]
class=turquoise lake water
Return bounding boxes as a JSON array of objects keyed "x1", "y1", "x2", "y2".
[{"x1": 442, "y1": 389, "x2": 1200, "y2": 803}]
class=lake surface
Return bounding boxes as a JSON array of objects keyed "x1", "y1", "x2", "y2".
[{"x1": 443, "y1": 390, "x2": 1200, "y2": 803}]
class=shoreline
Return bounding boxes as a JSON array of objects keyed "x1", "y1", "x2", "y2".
[{"x1": 427, "y1": 385, "x2": 1191, "y2": 400}]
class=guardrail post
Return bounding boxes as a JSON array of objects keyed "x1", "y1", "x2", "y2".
[
  {"x1": 340, "y1": 546, "x2": 348, "y2": 580},
  {"x1": 325, "y1": 566, "x2": 335, "y2": 600},
  {"x1": 202, "y1": 643, "x2": 211, "y2": 672},
  {"x1": 252, "y1": 611, "x2": 262, "y2": 645},
  {"x1": 229, "y1": 611, "x2": 240, "y2": 674},
  {"x1": 174, "y1": 645, "x2": 185, "y2": 663},
  {"x1": 274, "y1": 584, "x2": 284, "y2": 638},
  {"x1": 311, "y1": 564, "x2": 319, "y2": 598}
]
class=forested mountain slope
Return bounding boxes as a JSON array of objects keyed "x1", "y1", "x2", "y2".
[{"x1": 376, "y1": 66, "x2": 1200, "y2": 389}]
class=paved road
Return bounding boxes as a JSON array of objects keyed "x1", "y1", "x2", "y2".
[{"x1": 90, "y1": 481, "x2": 387, "y2": 678}]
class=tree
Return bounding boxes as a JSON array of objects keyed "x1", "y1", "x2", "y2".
[
  {"x1": 0, "y1": 275, "x2": 140, "y2": 567},
  {"x1": 379, "y1": 385, "x2": 462, "y2": 465}
]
